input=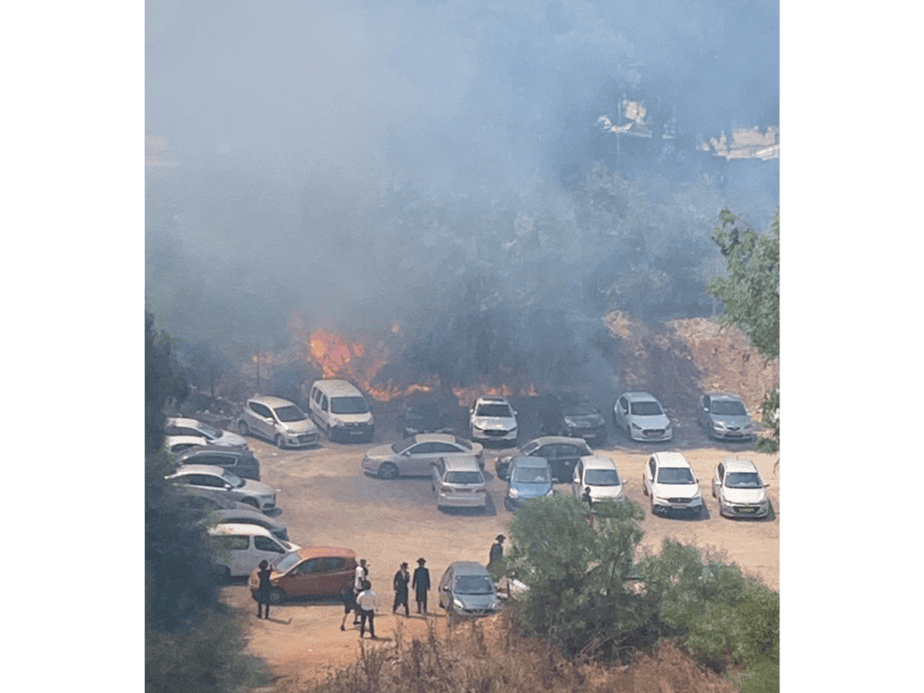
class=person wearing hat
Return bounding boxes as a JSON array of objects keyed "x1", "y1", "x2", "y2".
[
  {"x1": 412, "y1": 557, "x2": 431, "y2": 615},
  {"x1": 356, "y1": 580, "x2": 379, "y2": 639},
  {"x1": 489, "y1": 534, "x2": 505, "y2": 567},
  {"x1": 392, "y1": 561, "x2": 411, "y2": 616},
  {"x1": 254, "y1": 559, "x2": 272, "y2": 619}
]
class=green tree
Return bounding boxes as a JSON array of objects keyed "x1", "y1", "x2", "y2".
[
  {"x1": 707, "y1": 208, "x2": 780, "y2": 452},
  {"x1": 503, "y1": 494, "x2": 657, "y2": 662}
]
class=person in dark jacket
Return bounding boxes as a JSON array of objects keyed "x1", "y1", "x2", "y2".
[
  {"x1": 412, "y1": 557, "x2": 431, "y2": 615},
  {"x1": 393, "y1": 561, "x2": 410, "y2": 616},
  {"x1": 339, "y1": 582, "x2": 357, "y2": 631},
  {"x1": 488, "y1": 534, "x2": 505, "y2": 566},
  {"x1": 255, "y1": 559, "x2": 272, "y2": 619}
]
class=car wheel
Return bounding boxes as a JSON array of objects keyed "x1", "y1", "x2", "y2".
[
  {"x1": 268, "y1": 587, "x2": 286, "y2": 605},
  {"x1": 378, "y1": 463, "x2": 399, "y2": 480},
  {"x1": 649, "y1": 495, "x2": 656, "y2": 515},
  {"x1": 238, "y1": 420, "x2": 249, "y2": 436},
  {"x1": 326, "y1": 423, "x2": 334, "y2": 441},
  {"x1": 241, "y1": 497, "x2": 259, "y2": 509}
]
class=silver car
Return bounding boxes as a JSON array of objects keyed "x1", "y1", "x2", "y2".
[
  {"x1": 237, "y1": 395, "x2": 320, "y2": 449},
  {"x1": 165, "y1": 464, "x2": 277, "y2": 512},
  {"x1": 613, "y1": 392, "x2": 672, "y2": 442},
  {"x1": 165, "y1": 417, "x2": 249, "y2": 449},
  {"x1": 698, "y1": 393, "x2": 755, "y2": 441},
  {"x1": 711, "y1": 458, "x2": 770, "y2": 518},
  {"x1": 431, "y1": 456, "x2": 487, "y2": 511},
  {"x1": 438, "y1": 561, "x2": 499, "y2": 617},
  {"x1": 571, "y1": 455, "x2": 626, "y2": 503},
  {"x1": 362, "y1": 433, "x2": 484, "y2": 480}
]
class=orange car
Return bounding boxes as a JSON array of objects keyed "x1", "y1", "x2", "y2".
[{"x1": 249, "y1": 546, "x2": 357, "y2": 604}]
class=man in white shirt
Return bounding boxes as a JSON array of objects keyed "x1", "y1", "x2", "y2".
[
  {"x1": 352, "y1": 558, "x2": 368, "y2": 625},
  {"x1": 356, "y1": 580, "x2": 379, "y2": 639}
]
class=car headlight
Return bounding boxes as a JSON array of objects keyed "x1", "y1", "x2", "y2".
[
  {"x1": 563, "y1": 417, "x2": 578, "y2": 427},
  {"x1": 631, "y1": 422, "x2": 642, "y2": 430},
  {"x1": 509, "y1": 488, "x2": 520, "y2": 499},
  {"x1": 453, "y1": 598, "x2": 464, "y2": 610},
  {"x1": 545, "y1": 489, "x2": 554, "y2": 497},
  {"x1": 713, "y1": 422, "x2": 726, "y2": 430},
  {"x1": 472, "y1": 422, "x2": 485, "y2": 431}
]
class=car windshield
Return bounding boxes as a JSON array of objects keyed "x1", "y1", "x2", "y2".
[
  {"x1": 476, "y1": 403, "x2": 511, "y2": 417},
  {"x1": 220, "y1": 470, "x2": 246, "y2": 488},
  {"x1": 331, "y1": 396, "x2": 369, "y2": 414},
  {"x1": 275, "y1": 552, "x2": 302, "y2": 574},
  {"x1": 512, "y1": 466, "x2": 550, "y2": 483},
  {"x1": 712, "y1": 400, "x2": 747, "y2": 416},
  {"x1": 630, "y1": 401, "x2": 663, "y2": 416},
  {"x1": 195, "y1": 421, "x2": 223, "y2": 439},
  {"x1": 565, "y1": 402, "x2": 598, "y2": 416},
  {"x1": 656, "y1": 467, "x2": 695, "y2": 484},
  {"x1": 585, "y1": 469, "x2": 620, "y2": 486},
  {"x1": 725, "y1": 472, "x2": 762, "y2": 488},
  {"x1": 445, "y1": 471, "x2": 484, "y2": 485},
  {"x1": 454, "y1": 575, "x2": 494, "y2": 595},
  {"x1": 274, "y1": 405, "x2": 307, "y2": 422}
]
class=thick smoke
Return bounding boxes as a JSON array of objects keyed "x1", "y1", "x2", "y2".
[{"x1": 146, "y1": 0, "x2": 779, "y2": 394}]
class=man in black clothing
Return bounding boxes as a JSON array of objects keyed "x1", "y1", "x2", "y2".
[
  {"x1": 488, "y1": 534, "x2": 505, "y2": 566},
  {"x1": 255, "y1": 559, "x2": 272, "y2": 619},
  {"x1": 393, "y1": 561, "x2": 410, "y2": 616},
  {"x1": 412, "y1": 557, "x2": 430, "y2": 615}
]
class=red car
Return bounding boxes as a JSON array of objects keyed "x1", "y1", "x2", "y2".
[{"x1": 249, "y1": 546, "x2": 357, "y2": 604}]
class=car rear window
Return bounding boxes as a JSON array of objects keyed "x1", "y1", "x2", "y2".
[{"x1": 444, "y1": 471, "x2": 484, "y2": 485}]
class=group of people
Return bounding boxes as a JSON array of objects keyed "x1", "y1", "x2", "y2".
[
  {"x1": 257, "y1": 536, "x2": 509, "y2": 637},
  {"x1": 339, "y1": 557, "x2": 435, "y2": 639}
]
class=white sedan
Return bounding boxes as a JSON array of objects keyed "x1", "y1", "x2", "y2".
[{"x1": 711, "y1": 458, "x2": 770, "y2": 518}]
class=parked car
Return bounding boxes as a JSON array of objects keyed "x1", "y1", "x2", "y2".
[
  {"x1": 166, "y1": 417, "x2": 249, "y2": 448},
  {"x1": 248, "y1": 546, "x2": 357, "y2": 604},
  {"x1": 469, "y1": 395, "x2": 518, "y2": 446},
  {"x1": 207, "y1": 523, "x2": 299, "y2": 579},
  {"x1": 438, "y1": 562, "x2": 499, "y2": 617},
  {"x1": 396, "y1": 395, "x2": 453, "y2": 438},
  {"x1": 641, "y1": 452, "x2": 703, "y2": 518},
  {"x1": 237, "y1": 395, "x2": 320, "y2": 449},
  {"x1": 711, "y1": 458, "x2": 770, "y2": 518},
  {"x1": 538, "y1": 393, "x2": 607, "y2": 445},
  {"x1": 165, "y1": 435, "x2": 208, "y2": 454},
  {"x1": 571, "y1": 456, "x2": 626, "y2": 503},
  {"x1": 165, "y1": 464, "x2": 277, "y2": 512},
  {"x1": 698, "y1": 393, "x2": 755, "y2": 441},
  {"x1": 613, "y1": 392, "x2": 672, "y2": 442},
  {"x1": 431, "y1": 456, "x2": 487, "y2": 511},
  {"x1": 205, "y1": 508, "x2": 289, "y2": 541},
  {"x1": 495, "y1": 436, "x2": 593, "y2": 483},
  {"x1": 362, "y1": 433, "x2": 484, "y2": 479},
  {"x1": 307, "y1": 379, "x2": 375, "y2": 442},
  {"x1": 503, "y1": 456, "x2": 554, "y2": 511},
  {"x1": 171, "y1": 488, "x2": 263, "y2": 518},
  {"x1": 175, "y1": 445, "x2": 261, "y2": 480}
]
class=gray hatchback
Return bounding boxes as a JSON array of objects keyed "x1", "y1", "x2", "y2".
[{"x1": 438, "y1": 561, "x2": 499, "y2": 617}]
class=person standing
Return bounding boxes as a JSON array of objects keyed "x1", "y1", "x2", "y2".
[
  {"x1": 356, "y1": 580, "x2": 379, "y2": 639},
  {"x1": 339, "y1": 582, "x2": 357, "y2": 631},
  {"x1": 392, "y1": 561, "x2": 410, "y2": 616},
  {"x1": 255, "y1": 560, "x2": 272, "y2": 619},
  {"x1": 353, "y1": 558, "x2": 369, "y2": 625},
  {"x1": 412, "y1": 557, "x2": 431, "y2": 615},
  {"x1": 488, "y1": 534, "x2": 505, "y2": 566}
]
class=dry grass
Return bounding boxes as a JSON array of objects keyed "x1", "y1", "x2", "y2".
[{"x1": 282, "y1": 614, "x2": 739, "y2": 693}]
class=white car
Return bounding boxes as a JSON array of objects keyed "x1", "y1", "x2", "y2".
[
  {"x1": 711, "y1": 458, "x2": 770, "y2": 518},
  {"x1": 166, "y1": 464, "x2": 277, "y2": 512},
  {"x1": 613, "y1": 392, "x2": 672, "y2": 442},
  {"x1": 207, "y1": 523, "x2": 300, "y2": 579},
  {"x1": 641, "y1": 452, "x2": 703, "y2": 517},
  {"x1": 165, "y1": 435, "x2": 209, "y2": 454},
  {"x1": 166, "y1": 417, "x2": 249, "y2": 448},
  {"x1": 469, "y1": 395, "x2": 518, "y2": 446},
  {"x1": 571, "y1": 456, "x2": 626, "y2": 503}
]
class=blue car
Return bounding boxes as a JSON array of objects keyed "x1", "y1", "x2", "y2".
[{"x1": 503, "y1": 456, "x2": 554, "y2": 511}]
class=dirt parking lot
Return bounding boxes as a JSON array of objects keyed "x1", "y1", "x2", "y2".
[{"x1": 218, "y1": 402, "x2": 779, "y2": 687}]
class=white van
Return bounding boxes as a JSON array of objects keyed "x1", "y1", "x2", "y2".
[
  {"x1": 207, "y1": 523, "x2": 300, "y2": 579},
  {"x1": 308, "y1": 379, "x2": 375, "y2": 442}
]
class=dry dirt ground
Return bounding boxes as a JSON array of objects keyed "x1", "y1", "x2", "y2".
[{"x1": 215, "y1": 315, "x2": 780, "y2": 689}]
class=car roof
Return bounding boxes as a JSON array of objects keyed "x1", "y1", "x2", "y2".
[
  {"x1": 208, "y1": 522, "x2": 275, "y2": 537},
  {"x1": 312, "y1": 379, "x2": 363, "y2": 395},
  {"x1": 166, "y1": 435, "x2": 208, "y2": 445},
  {"x1": 447, "y1": 561, "x2": 490, "y2": 576},
  {"x1": 170, "y1": 464, "x2": 228, "y2": 476},
  {"x1": 178, "y1": 444, "x2": 250, "y2": 459},
  {"x1": 511, "y1": 455, "x2": 550, "y2": 468},
  {"x1": 722, "y1": 458, "x2": 759, "y2": 473},
  {"x1": 622, "y1": 391, "x2": 661, "y2": 402},
  {"x1": 293, "y1": 546, "x2": 357, "y2": 561},
  {"x1": 167, "y1": 417, "x2": 206, "y2": 427},
  {"x1": 209, "y1": 509, "x2": 285, "y2": 526},
  {"x1": 249, "y1": 394, "x2": 299, "y2": 408},
  {"x1": 440, "y1": 455, "x2": 482, "y2": 471},
  {"x1": 409, "y1": 433, "x2": 461, "y2": 444},
  {"x1": 579, "y1": 455, "x2": 617, "y2": 470},
  {"x1": 651, "y1": 452, "x2": 692, "y2": 468},
  {"x1": 476, "y1": 395, "x2": 510, "y2": 404},
  {"x1": 524, "y1": 435, "x2": 592, "y2": 447},
  {"x1": 706, "y1": 393, "x2": 744, "y2": 402}
]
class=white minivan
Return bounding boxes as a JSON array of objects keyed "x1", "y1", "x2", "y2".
[
  {"x1": 207, "y1": 523, "x2": 300, "y2": 579},
  {"x1": 308, "y1": 379, "x2": 375, "y2": 442}
]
